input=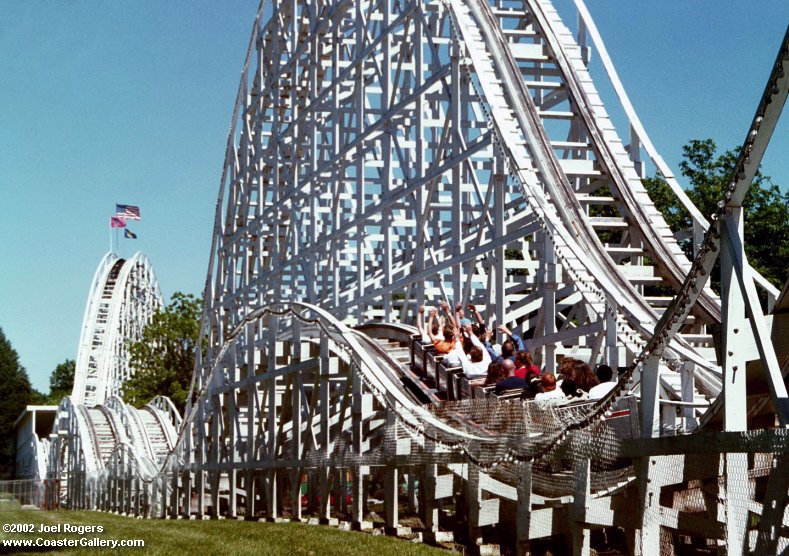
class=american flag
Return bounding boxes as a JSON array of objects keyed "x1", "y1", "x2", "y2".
[
  {"x1": 116, "y1": 204, "x2": 141, "y2": 220},
  {"x1": 110, "y1": 216, "x2": 126, "y2": 228}
]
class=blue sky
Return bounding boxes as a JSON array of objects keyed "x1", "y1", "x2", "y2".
[{"x1": 1, "y1": 1, "x2": 787, "y2": 393}]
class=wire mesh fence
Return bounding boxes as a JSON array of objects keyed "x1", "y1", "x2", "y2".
[{"x1": 0, "y1": 479, "x2": 59, "y2": 511}]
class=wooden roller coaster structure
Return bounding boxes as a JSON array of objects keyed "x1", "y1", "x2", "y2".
[{"x1": 45, "y1": 1, "x2": 789, "y2": 554}]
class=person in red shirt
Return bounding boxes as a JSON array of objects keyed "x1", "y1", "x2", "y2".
[{"x1": 513, "y1": 351, "x2": 540, "y2": 379}]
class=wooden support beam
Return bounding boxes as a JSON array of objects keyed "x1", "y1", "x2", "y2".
[
  {"x1": 515, "y1": 462, "x2": 533, "y2": 556},
  {"x1": 384, "y1": 406, "x2": 399, "y2": 532},
  {"x1": 620, "y1": 428, "x2": 789, "y2": 457},
  {"x1": 419, "y1": 443, "x2": 439, "y2": 543},
  {"x1": 570, "y1": 459, "x2": 591, "y2": 555},
  {"x1": 720, "y1": 208, "x2": 748, "y2": 434},
  {"x1": 635, "y1": 457, "x2": 660, "y2": 555},
  {"x1": 640, "y1": 355, "x2": 661, "y2": 439},
  {"x1": 465, "y1": 462, "x2": 482, "y2": 548}
]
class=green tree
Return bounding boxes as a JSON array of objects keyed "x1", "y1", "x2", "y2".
[
  {"x1": 0, "y1": 328, "x2": 43, "y2": 478},
  {"x1": 123, "y1": 292, "x2": 202, "y2": 413},
  {"x1": 643, "y1": 138, "x2": 789, "y2": 292},
  {"x1": 47, "y1": 359, "x2": 75, "y2": 404}
]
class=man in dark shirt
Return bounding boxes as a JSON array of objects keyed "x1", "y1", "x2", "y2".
[{"x1": 494, "y1": 359, "x2": 527, "y2": 394}]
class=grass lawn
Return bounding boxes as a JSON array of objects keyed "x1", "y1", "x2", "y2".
[{"x1": 0, "y1": 510, "x2": 449, "y2": 555}]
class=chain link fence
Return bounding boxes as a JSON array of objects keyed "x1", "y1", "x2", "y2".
[{"x1": 0, "y1": 480, "x2": 59, "y2": 511}]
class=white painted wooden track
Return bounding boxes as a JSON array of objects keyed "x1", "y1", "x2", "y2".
[{"x1": 72, "y1": 252, "x2": 163, "y2": 406}]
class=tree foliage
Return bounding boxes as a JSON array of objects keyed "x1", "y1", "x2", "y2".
[
  {"x1": 47, "y1": 359, "x2": 75, "y2": 404},
  {"x1": 123, "y1": 292, "x2": 202, "y2": 413},
  {"x1": 0, "y1": 328, "x2": 43, "y2": 478},
  {"x1": 643, "y1": 139, "x2": 789, "y2": 292}
]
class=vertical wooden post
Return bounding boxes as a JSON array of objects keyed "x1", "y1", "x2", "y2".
[
  {"x1": 640, "y1": 355, "x2": 661, "y2": 439},
  {"x1": 264, "y1": 320, "x2": 279, "y2": 521},
  {"x1": 150, "y1": 476, "x2": 158, "y2": 518},
  {"x1": 384, "y1": 405, "x2": 399, "y2": 532},
  {"x1": 170, "y1": 471, "x2": 178, "y2": 517},
  {"x1": 134, "y1": 477, "x2": 141, "y2": 516},
  {"x1": 719, "y1": 207, "x2": 749, "y2": 554},
  {"x1": 351, "y1": 370, "x2": 365, "y2": 527},
  {"x1": 635, "y1": 456, "x2": 662, "y2": 555},
  {"x1": 354, "y1": 0, "x2": 366, "y2": 323},
  {"x1": 465, "y1": 462, "x2": 482, "y2": 549},
  {"x1": 570, "y1": 459, "x2": 591, "y2": 556},
  {"x1": 420, "y1": 440, "x2": 439, "y2": 543},
  {"x1": 542, "y1": 234, "x2": 557, "y2": 374},
  {"x1": 290, "y1": 321, "x2": 303, "y2": 522},
  {"x1": 515, "y1": 462, "x2": 533, "y2": 556},
  {"x1": 605, "y1": 294, "x2": 618, "y2": 370},
  {"x1": 680, "y1": 362, "x2": 696, "y2": 430},
  {"x1": 450, "y1": 20, "x2": 463, "y2": 303},
  {"x1": 637, "y1": 355, "x2": 662, "y2": 554},
  {"x1": 263, "y1": 464, "x2": 277, "y2": 519},
  {"x1": 182, "y1": 471, "x2": 192, "y2": 517},
  {"x1": 384, "y1": 464, "x2": 399, "y2": 532},
  {"x1": 493, "y1": 158, "x2": 506, "y2": 334},
  {"x1": 319, "y1": 336, "x2": 332, "y2": 522}
]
